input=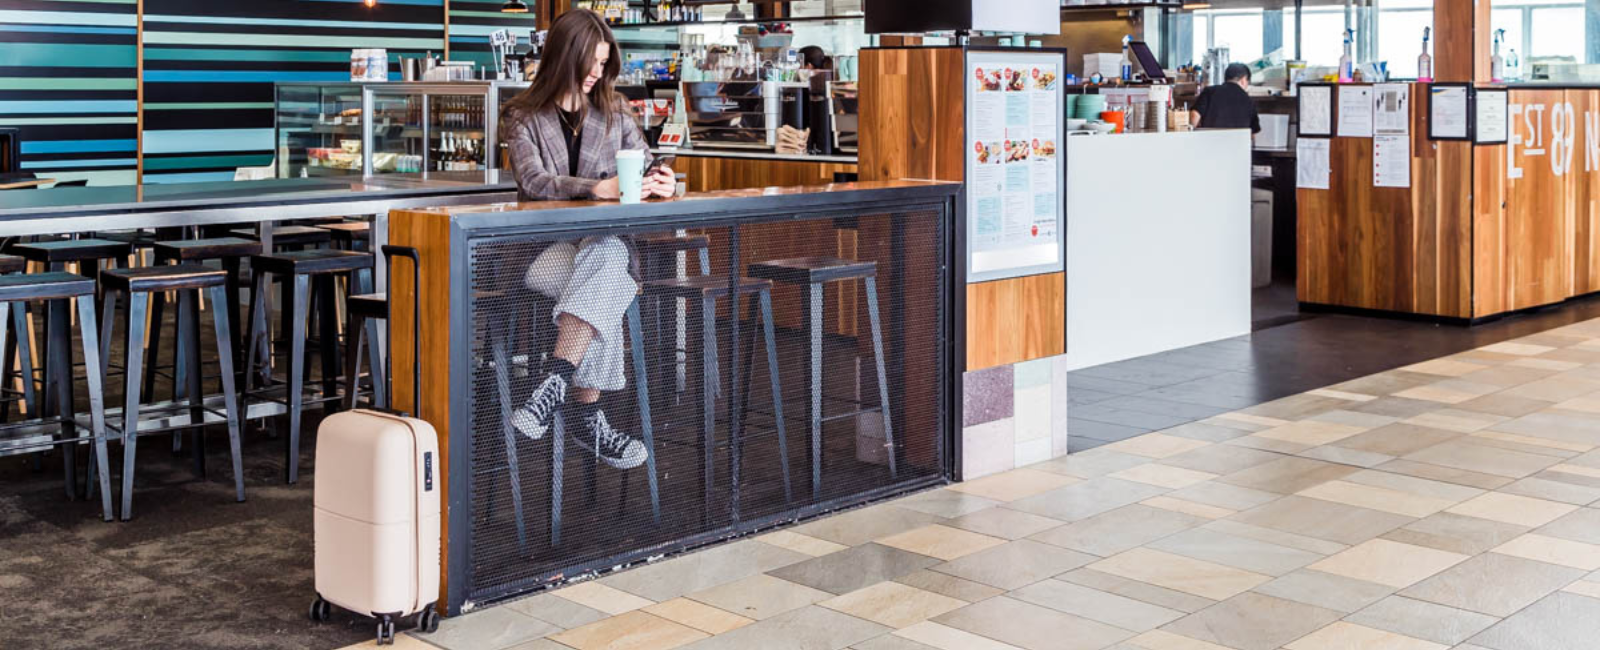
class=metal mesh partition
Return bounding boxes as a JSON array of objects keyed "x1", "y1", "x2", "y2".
[{"x1": 462, "y1": 206, "x2": 948, "y2": 606}]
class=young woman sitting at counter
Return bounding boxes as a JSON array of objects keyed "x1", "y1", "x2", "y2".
[{"x1": 501, "y1": 9, "x2": 676, "y2": 469}]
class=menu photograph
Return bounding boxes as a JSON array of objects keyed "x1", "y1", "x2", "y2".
[{"x1": 966, "y1": 51, "x2": 1064, "y2": 282}]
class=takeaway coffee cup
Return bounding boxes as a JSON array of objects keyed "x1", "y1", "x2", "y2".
[{"x1": 616, "y1": 150, "x2": 645, "y2": 204}]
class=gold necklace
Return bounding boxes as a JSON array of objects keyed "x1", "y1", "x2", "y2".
[{"x1": 557, "y1": 109, "x2": 582, "y2": 136}]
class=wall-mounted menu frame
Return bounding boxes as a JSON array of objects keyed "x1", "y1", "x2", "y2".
[
  {"x1": 1475, "y1": 87, "x2": 1509, "y2": 145},
  {"x1": 1298, "y1": 84, "x2": 1333, "y2": 137},
  {"x1": 1428, "y1": 83, "x2": 1473, "y2": 141},
  {"x1": 964, "y1": 48, "x2": 1067, "y2": 283}
]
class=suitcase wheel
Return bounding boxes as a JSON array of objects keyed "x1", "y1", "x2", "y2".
[
  {"x1": 377, "y1": 616, "x2": 396, "y2": 645},
  {"x1": 415, "y1": 608, "x2": 440, "y2": 634},
  {"x1": 308, "y1": 596, "x2": 332, "y2": 623}
]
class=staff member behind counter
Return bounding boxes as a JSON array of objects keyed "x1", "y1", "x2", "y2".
[
  {"x1": 1190, "y1": 63, "x2": 1261, "y2": 134},
  {"x1": 500, "y1": 9, "x2": 677, "y2": 470}
]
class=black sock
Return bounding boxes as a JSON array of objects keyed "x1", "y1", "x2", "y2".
[
  {"x1": 544, "y1": 358, "x2": 577, "y2": 383},
  {"x1": 566, "y1": 400, "x2": 600, "y2": 425}
]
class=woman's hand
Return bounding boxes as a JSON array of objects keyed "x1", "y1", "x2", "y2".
[
  {"x1": 591, "y1": 176, "x2": 621, "y2": 200},
  {"x1": 644, "y1": 166, "x2": 676, "y2": 199}
]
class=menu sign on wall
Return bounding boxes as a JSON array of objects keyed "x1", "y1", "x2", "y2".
[{"x1": 965, "y1": 50, "x2": 1066, "y2": 283}]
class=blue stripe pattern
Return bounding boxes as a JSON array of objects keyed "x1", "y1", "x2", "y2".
[{"x1": 21, "y1": 139, "x2": 138, "y2": 154}]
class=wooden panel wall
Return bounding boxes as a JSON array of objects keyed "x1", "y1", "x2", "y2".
[
  {"x1": 859, "y1": 46, "x2": 1066, "y2": 371},
  {"x1": 388, "y1": 207, "x2": 457, "y2": 614},
  {"x1": 1297, "y1": 83, "x2": 1471, "y2": 318},
  {"x1": 1433, "y1": 0, "x2": 1492, "y2": 83},
  {"x1": 677, "y1": 156, "x2": 857, "y2": 193}
]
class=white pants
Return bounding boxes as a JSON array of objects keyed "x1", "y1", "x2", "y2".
[{"x1": 524, "y1": 237, "x2": 637, "y2": 391}]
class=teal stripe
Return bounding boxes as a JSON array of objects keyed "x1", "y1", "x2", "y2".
[
  {"x1": 142, "y1": 154, "x2": 272, "y2": 171},
  {"x1": 0, "y1": 9, "x2": 136, "y2": 27},
  {"x1": 0, "y1": 77, "x2": 136, "y2": 90},
  {"x1": 144, "y1": 48, "x2": 355, "y2": 63},
  {"x1": 142, "y1": 171, "x2": 235, "y2": 184},
  {"x1": 0, "y1": 100, "x2": 135, "y2": 114},
  {"x1": 143, "y1": 31, "x2": 443, "y2": 49},
  {"x1": 0, "y1": 43, "x2": 134, "y2": 67},
  {"x1": 143, "y1": 128, "x2": 274, "y2": 155},
  {"x1": 21, "y1": 158, "x2": 136, "y2": 169},
  {"x1": 143, "y1": 14, "x2": 442, "y2": 31}
]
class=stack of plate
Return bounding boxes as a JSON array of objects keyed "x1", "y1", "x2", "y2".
[{"x1": 1073, "y1": 94, "x2": 1107, "y2": 120}]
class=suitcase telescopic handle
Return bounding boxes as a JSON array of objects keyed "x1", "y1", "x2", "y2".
[{"x1": 382, "y1": 245, "x2": 423, "y2": 419}]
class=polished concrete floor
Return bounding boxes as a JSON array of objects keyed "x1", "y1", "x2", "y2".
[{"x1": 379, "y1": 316, "x2": 1600, "y2": 650}]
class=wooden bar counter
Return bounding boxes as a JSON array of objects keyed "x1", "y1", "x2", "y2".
[
  {"x1": 386, "y1": 180, "x2": 958, "y2": 614},
  {"x1": 1297, "y1": 82, "x2": 1600, "y2": 322}
]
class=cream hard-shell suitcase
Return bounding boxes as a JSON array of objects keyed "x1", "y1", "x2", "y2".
[{"x1": 308, "y1": 246, "x2": 439, "y2": 645}]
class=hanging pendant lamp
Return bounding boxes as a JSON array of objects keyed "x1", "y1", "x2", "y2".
[{"x1": 502, "y1": 0, "x2": 530, "y2": 13}]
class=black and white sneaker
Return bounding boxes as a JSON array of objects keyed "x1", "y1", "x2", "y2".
[
  {"x1": 575, "y1": 410, "x2": 648, "y2": 470},
  {"x1": 512, "y1": 373, "x2": 568, "y2": 440}
]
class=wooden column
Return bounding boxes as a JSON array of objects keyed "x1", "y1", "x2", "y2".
[{"x1": 1434, "y1": 0, "x2": 1493, "y2": 83}]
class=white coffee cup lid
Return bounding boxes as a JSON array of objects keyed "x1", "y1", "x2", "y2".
[{"x1": 617, "y1": 149, "x2": 645, "y2": 159}]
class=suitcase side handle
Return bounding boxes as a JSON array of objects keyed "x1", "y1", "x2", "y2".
[{"x1": 382, "y1": 245, "x2": 423, "y2": 419}]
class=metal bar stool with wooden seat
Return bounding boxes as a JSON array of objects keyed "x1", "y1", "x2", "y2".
[
  {"x1": 746, "y1": 257, "x2": 895, "y2": 498},
  {"x1": 639, "y1": 275, "x2": 792, "y2": 517},
  {"x1": 145, "y1": 237, "x2": 261, "y2": 397},
  {"x1": 244, "y1": 248, "x2": 376, "y2": 484},
  {"x1": 0, "y1": 271, "x2": 110, "y2": 518},
  {"x1": 0, "y1": 253, "x2": 38, "y2": 422},
  {"x1": 317, "y1": 221, "x2": 371, "y2": 252},
  {"x1": 491, "y1": 292, "x2": 661, "y2": 549},
  {"x1": 635, "y1": 234, "x2": 713, "y2": 400},
  {"x1": 341, "y1": 290, "x2": 386, "y2": 410},
  {"x1": 229, "y1": 225, "x2": 334, "y2": 251},
  {"x1": 99, "y1": 264, "x2": 245, "y2": 520}
]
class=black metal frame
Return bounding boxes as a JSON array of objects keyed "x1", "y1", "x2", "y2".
[
  {"x1": 1297, "y1": 83, "x2": 1334, "y2": 137},
  {"x1": 1428, "y1": 82, "x2": 1475, "y2": 142},
  {"x1": 1474, "y1": 86, "x2": 1509, "y2": 146},
  {"x1": 437, "y1": 183, "x2": 961, "y2": 614}
]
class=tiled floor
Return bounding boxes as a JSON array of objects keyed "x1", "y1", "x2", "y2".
[
  {"x1": 1067, "y1": 291, "x2": 1600, "y2": 451},
  {"x1": 344, "y1": 317, "x2": 1600, "y2": 650}
]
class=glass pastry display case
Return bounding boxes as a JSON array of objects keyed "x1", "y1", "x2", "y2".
[{"x1": 275, "y1": 82, "x2": 527, "y2": 178}]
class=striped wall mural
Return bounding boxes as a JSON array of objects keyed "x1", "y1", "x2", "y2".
[
  {"x1": 0, "y1": 0, "x2": 539, "y2": 185},
  {"x1": 0, "y1": 0, "x2": 139, "y2": 185}
]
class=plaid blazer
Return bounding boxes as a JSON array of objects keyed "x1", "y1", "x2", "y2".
[{"x1": 504, "y1": 103, "x2": 652, "y2": 201}]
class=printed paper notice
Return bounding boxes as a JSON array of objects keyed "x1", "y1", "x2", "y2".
[
  {"x1": 1431, "y1": 86, "x2": 1469, "y2": 139},
  {"x1": 1373, "y1": 83, "x2": 1410, "y2": 135},
  {"x1": 1300, "y1": 85, "x2": 1332, "y2": 136},
  {"x1": 1373, "y1": 134, "x2": 1411, "y2": 188},
  {"x1": 1476, "y1": 89, "x2": 1508, "y2": 144},
  {"x1": 1338, "y1": 85, "x2": 1374, "y2": 138},
  {"x1": 1297, "y1": 138, "x2": 1331, "y2": 190}
]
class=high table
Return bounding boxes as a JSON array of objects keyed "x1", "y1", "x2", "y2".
[
  {"x1": 387, "y1": 179, "x2": 960, "y2": 614},
  {"x1": 0, "y1": 171, "x2": 515, "y2": 437}
]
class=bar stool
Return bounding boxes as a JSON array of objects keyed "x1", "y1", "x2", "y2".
[
  {"x1": 145, "y1": 237, "x2": 261, "y2": 398},
  {"x1": 245, "y1": 249, "x2": 376, "y2": 484},
  {"x1": 0, "y1": 271, "x2": 110, "y2": 519},
  {"x1": 318, "y1": 221, "x2": 371, "y2": 252},
  {"x1": 100, "y1": 264, "x2": 245, "y2": 520},
  {"x1": 0, "y1": 253, "x2": 38, "y2": 422},
  {"x1": 230, "y1": 225, "x2": 334, "y2": 251},
  {"x1": 639, "y1": 275, "x2": 792, "y2": 515},
  {"x1": 636, "y1": 234, "x2": 712, "y2": 400},
  {"x1": 747, "y1": 257, "x2": 895, "y2": 498},
  {"x1": 491, "y1": 294, "x2": 661, "y2": 549},
  {"x1": 341, "y1": 291, "x2": 386, "y2": 410}
]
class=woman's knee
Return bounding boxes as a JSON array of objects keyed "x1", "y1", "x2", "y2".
[{"x1": 577, "y1": 236, "x2": 630, "y2": 270}]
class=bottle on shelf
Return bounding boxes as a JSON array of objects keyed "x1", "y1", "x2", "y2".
[
  {"x1": 1337, "y1": 28, "x2": 1354, "y2": 83},
  {"x1": 1417, "y1": 27, "x2": 1433, "y2": 83},
  {"x1": 1119, "y1": 35, "x2": 1133, "y2": 83}
]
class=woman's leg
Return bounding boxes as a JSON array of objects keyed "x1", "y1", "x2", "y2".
[{"x1": 552, "y1": 313, "x2": 600, "y2": 404}]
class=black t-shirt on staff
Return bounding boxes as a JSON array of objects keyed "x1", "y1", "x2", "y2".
[{"x1": 1194, "y1": 83, "x2": 1261, "y2": 134}]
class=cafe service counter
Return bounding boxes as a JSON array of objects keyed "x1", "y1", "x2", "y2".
[
  {"x1": 1065, "y1": 129, "x2": 1254, "y2": 369},
  {"x1": 656, "y1": 148, "x2": 860, "y2": 194},
  {"x1": 386, "y1": 180, "x2": 957, "y2": 614},
  {"x1": 1299, "y1": 82, "x2": 1600, "y2": 321}
]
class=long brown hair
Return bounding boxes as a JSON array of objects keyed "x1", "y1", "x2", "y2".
[{"x1": 504, "y1": 10, "x2": 624, "y2": 128}]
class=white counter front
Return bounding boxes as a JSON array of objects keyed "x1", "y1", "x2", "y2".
[{"x1": 1066, "y1": 129, "x2": 1252, "y2": 370}]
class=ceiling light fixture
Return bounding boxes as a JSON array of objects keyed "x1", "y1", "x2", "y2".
[
  {"x1": 364, "y1": 0, "x2": 376, "y2": 6},
  {"x1": 502, "y1": 0, "x2": 530, "y2": 13},
  {"x1": 1182, "y1": 2, "x2": 1212, "y2": 8}
]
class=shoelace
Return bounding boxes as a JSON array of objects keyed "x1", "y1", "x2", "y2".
[
  {"x1": 527, "y1": 374, "x2": 566, "y2": 421},
  {"x1": 588, "y1": 411, "x2": 629, "y2": 457}
]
